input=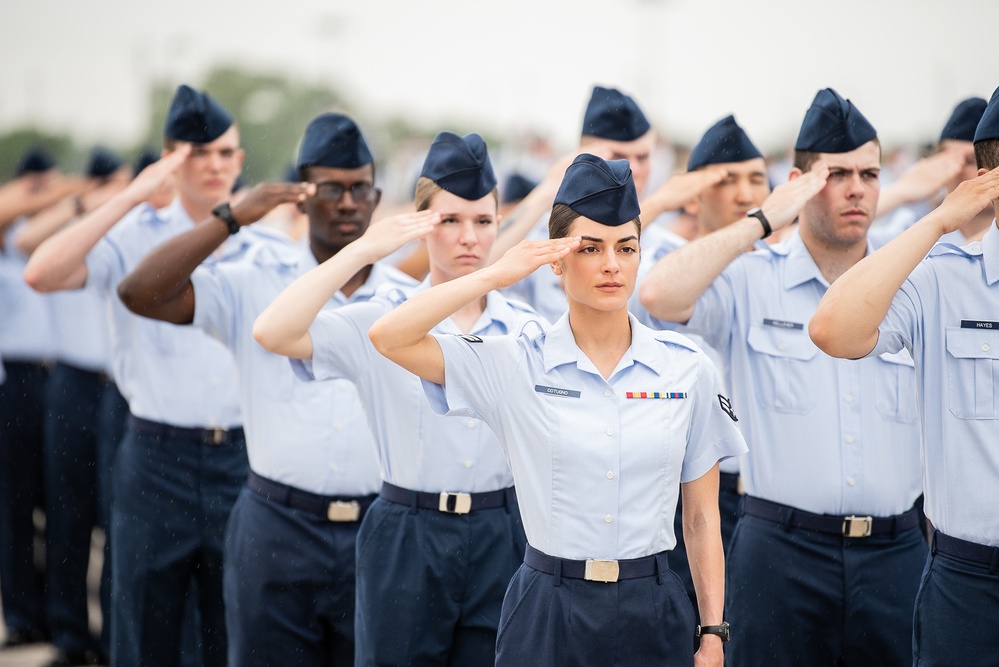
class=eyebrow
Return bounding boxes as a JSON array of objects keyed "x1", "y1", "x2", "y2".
[{"x1": 580, "y1": 235, "x2": 638, "y2": 243}]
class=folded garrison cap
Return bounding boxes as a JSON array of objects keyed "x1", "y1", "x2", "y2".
[
  {"x1": 973, "y1": 86, "x2": 999, "y2": 143},
  {"x1": 133, "y1": 148, "x2": 159, "y2": 176},
  {"x1": 795, "y1": 88, "x2": 877, "y2": 153},
  {"x1": 86, "y1": 146, "x2": 124, "y2": 178},
  {"x1": 502, "y1": 172, "x2": 538, "y2": 204},
  {"x1": 297, "y1": 113, "x2": 374, "y2": 171},
  {"x1": 420, "y1": 132, "x2": 497, "y2": 200},
  {"x1": 688, "y1": 115, "x2": 763, "y2": 170},
  {"x1": 940, "y1": 97, "x2": 987, "y2": 142},
  {"x1": 15, "y1": 147, "x2": 56, "y2": 176},
  {"x1": 164, "y1": 84, "x2": 233, "y2": 143},
  {"x1": 581, "y1": 86, "x2": 651, "y2": 142},
  {"x1": 554, "y1": 153, "x2": 640, "y2": 226}
]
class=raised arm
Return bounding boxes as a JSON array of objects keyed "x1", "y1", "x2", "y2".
[
  {"x1": 681, "y1": 465, "x2": 725, "y2": 667},
  {"x1": 875, "y1": 148, "x2": 965, "y2": 219},
  {"x1": 810, "y1": 165, "x2": 999, "y2": 359},
  {"x1": 252, "y1": 210, "x2": 441, "y2": 360},
  {"x1": 23, "y1": 146, "x2": 190, "y2": 292},
  {"x1": 14, "y1": 177, "x2": 129, "y2": 255},
  {"x1": 117, "y1": 182, "x2": 314, "y2": 324},
  {"x1": 368, "y1": 237, "x2": 579, "y2": 385},
  {"x1": 0, "y1": 173, "x2": 88, "y2": 231},
  {"x1": 638, "y1": 166, "x2": 728, "y2": 225},
  {"x1": 639, "y1": 163, "x2": 829, "y2": 323}
]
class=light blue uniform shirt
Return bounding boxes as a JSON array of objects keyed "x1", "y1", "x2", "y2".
[
  {"x1": 1, "y1": 221, "x2": 56, "y2": 362},
  {"x1": 292, "y1": 281, "x2": 541, "y2": 493},
  {"x1": 632, "y1": 228, "x2": 743, "y2": 474},
  {"x1": 871, "y1": 222, "x2": 999, "y2": 545},
  {"x1": 688, "y1": 230, "x2": 922, "y2": 516},
  {"x1": 191, "y1": 225, "x2": 412, "y2": 496},
  {"x1": 85, "y1": 198, "x2": 242, "y2": 429},
  {"x1": 423, "y1": 314, "x2": 746, "y2": 560},
  {"x1": 49, "y1": 288, "x2": 111, "y2": 373}
]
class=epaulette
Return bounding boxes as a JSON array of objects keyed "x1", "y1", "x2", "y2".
[
  {"x1": 928, "y1": 240, "x2": 981, "y2": 258},
  {"x1": 651, "y1": 328, "x2": 704, "y2": 354}
]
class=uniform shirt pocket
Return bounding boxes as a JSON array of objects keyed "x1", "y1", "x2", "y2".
[
  {"x1": 945, "y1": 327, "x2": 999, "y2": 420},
  {"x1": 746, "y1": 324, "x2": 819, "y2": 414},
  {"x1": 875, "y1": 350, "x2": 918, "y2": 423}
]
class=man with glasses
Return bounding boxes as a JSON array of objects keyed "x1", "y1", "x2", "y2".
[{"x1": 115, "y1": 112, "x2": 417, "y2": 665}]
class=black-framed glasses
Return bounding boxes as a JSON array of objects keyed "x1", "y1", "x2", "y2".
[{"x1": 313, "y1": 181, "x2": 377, "y2": 202}]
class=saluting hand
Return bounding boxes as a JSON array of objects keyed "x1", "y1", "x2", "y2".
[
  {"x1": 647, "y1": 166, "x2": 730, "y2": 212},
  {"x1": 122, "y1": 144, "x2": 191, "y2": 204},
  {"x1": 928, "y1": 165, "x2": 999, "y2": 235},
  {"x1": 486, "y1": 237, "x2": 581, "y2": 289},
  {"x1": 888, "y1": 148, "x2": 966, "y2": 204},
  {"x1": 230, "y1": 181, "x2": 316, "y2": 228},
  {"x1": 355, "y1": 210, "x2": 440, "y2": 263},
  {"x1": 759, "y1": 161, "x2": 830, "y2": 231}
]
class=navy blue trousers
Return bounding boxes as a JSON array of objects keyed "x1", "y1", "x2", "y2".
[
  {"x1": 223, "y1": 486, "x2": 369, "y2": 666},
  {"x1": 726, "y1": 512, "x2": 926, "y2": 666},
  {"x1": 43, "y1": 363, "x2": 126, "y2": 657},
  {"x1": 354, "y1": 496, "x2": 526, "y2": 667},
  {"x1": 109, "y1": 417, "x2": 247, "y2": 667},
  {"x1": 496, "y1": 557, "x2": 696, "y2": 666},
  {"x1": 912, "y1": 537, "x2": 999, "y2": 666},
  {"x1": 0, "y1": 360, "x2": 49, "y2": 638}
]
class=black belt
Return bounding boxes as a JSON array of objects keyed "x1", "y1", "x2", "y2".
[
  {"x1": 719, "y1": 472, "x2": 742, "y2": 495},
  {"x1": 742, "y1": 495, "x2": 921, "y2": 538},
  {"x1": 524, "y1": 544, "x2": 668, "y2": 583},
  {"x1": 933, "y1": 531, "x2": 999, "y2": 568},
  {"x1": 247, "y1": 471, "x2": 375, "y2": 522},
  {"x1": 379, "y1": 481, "x2": 515, "y2": 514},
  {"x1": 128, "y1": 415, "x2": 244, "y2": 446}
]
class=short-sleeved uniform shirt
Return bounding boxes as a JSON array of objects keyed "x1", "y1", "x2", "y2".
[
  {"x1": 687, "y1": 230, "x2": 922, "y2": 517},
  {"x1": 191, "y1": 225, "x2": 413, "y2": 496},
  {"x1": 871, "y1": 223, "x2": 999, "y2": 545},
  {"x1": 1, "y1": 220, "x2": 56, "y2": 362},
  {"x1": 85, "y1": 197, "x2": 242, "y2": 428},
  {"x1": 292, "y1": 280, "x2": 542, "y2": 493},
  {"x1": 423, "y1": 313, "x2": 747, "y2": 561}
]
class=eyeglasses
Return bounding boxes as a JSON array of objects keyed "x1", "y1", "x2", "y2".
[{"x1": 313, "y1": 181, "x2": 377, "y2": 202}]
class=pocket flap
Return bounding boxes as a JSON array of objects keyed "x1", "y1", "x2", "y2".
[
  {"x1": 946, "y1": 328, "x2": 999, "y2": 360},
  {"x1": 747, "y1": 324, "x2": 819, "y2": 361}
]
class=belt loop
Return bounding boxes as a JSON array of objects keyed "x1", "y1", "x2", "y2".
[
  {"x1": 990, "y1": 548, "x2": 999, "y2": 575},
  {"x1": 930, "y1": 530, "x2": 938, "y2": 556},
  {"x1": 503, "y1": 487, "x2": 513, "y2": 515},
  {"x1": 889, "y1": 516, "x2": 899, "y2": 540},
  {"x1": 408, "y1": 489, "x2": 419, "y2": 515},
  {"x1": 655, "y1": 552, "x2": 666, "y2": 585},
  {"x1": 553, "y1": 558, "x2": 562, "y2": 587},
  {"x1": 780, "y1": 506, "x2": 795, "y2": 533}
]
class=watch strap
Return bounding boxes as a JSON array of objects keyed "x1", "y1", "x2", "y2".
[
  {"x1": 211, "y1": 202, "x2": 240, "y2": 235},
  {"x1": 748, "y1": 208, "x2": 772, "y2": 240},
  {"x1": 696, "y1": 622, "x2": 730, "y2": 643}
]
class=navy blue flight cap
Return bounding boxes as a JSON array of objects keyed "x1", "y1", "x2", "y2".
[
  {"x1": 86, "y1": 146, "x2": 124, "y2": 178},
  {"x1": 502, "y1": 173, "x2": 538, "y2": 204},
  {"x1": 940, "y1": 98, "x2": 987, "y2": 142},
  {"x1": 282, "y1": 163, "x2": 300, "y2": 183},
  {"x1": 688, "y1": 115, "x2": 764, "y2": 171},
  {"x1": 420, "y1": 132, "x2": 497, "y2": 200},
  {"x1": 133, "y1": 148, "x2": 158, "y2": 176},
  {"x1": 164, "y1": 84, "x2": 233, "y2": 144},
  {"x1": 581, "y1": 86, "x2": 651, "y2": 142},
  {"x1": 794, "y1": 88, "x2": 877, "y2": 153},
  {"x1": 15, "y1": 147, "x2": 56, "y2": 176},
  {"x1": 973, "y1": 86, "x2": 999, "y2": 143},
  {"x1": 297, "y1": 113, "x2": 374, "y2": 171},
  {"x1": 554, "y1": 154, "x2": 640, "y2": 227}
]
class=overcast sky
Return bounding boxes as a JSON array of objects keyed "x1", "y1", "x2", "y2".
[{"x1": 4, "y1": 0, "x2": 997, "y2": 152}]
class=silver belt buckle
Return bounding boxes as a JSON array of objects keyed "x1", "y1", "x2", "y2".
[
  {"x1": 842, "y1": 515, "x2": 873, "y2": 538},
  {"x1": 327, "y1": 500, "x2": 361, "y2": 522},
  {"x1": 584, "y1": 559, "x2": 620, "y2": 583},
  {"x1": 211, "y1": 428, "x2": 226, "y2": 445},
  {"x1": 438, "y1": 492, "x2": 472, "y2": 514}
]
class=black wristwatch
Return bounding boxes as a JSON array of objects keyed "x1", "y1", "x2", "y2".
[
  {"x1": 696, "y1": 622, "x2": 731, "y2": 643},
  {"x1": 211, "y1": 202, "x2": 240, "y2": 235},
  {"x1": 747, "y1": 207, "x2": 772, "y2": 240}
]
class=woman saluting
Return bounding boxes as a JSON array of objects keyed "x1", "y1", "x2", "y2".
[{"x1": 369, "y1": 154, "x2": 746, "y2": 666}]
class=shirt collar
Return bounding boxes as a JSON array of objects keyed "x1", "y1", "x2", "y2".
[
  {"x1": 542, "y1": 312, "x2": 664, "y2": 377},
  {"x1": 421, "y1": 276, "x2": 520, "y2": 336},
  {"x1": 983, "y1": 221, "x2": 999, "y2": 286},
  {"x1": 782, "y1": 229, "x2": 874, "y2": 290}
]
